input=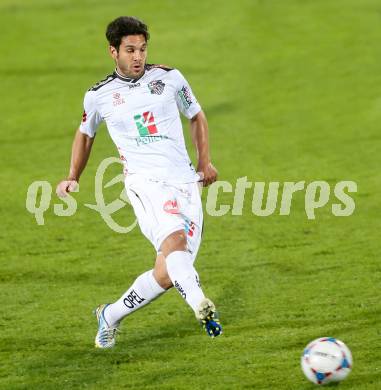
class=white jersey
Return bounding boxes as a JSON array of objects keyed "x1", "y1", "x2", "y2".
[{"x1": 79, "y1": 64, "x2": 202, "y2": 183}]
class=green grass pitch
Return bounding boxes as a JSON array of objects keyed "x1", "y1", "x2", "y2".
[{"x1": 1, "y1": 0, "x2": 380, "y2": 388}]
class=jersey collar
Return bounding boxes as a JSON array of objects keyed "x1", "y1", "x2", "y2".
[{"x1": 113, "y1": 68, "x2": 146, "y2": 83}]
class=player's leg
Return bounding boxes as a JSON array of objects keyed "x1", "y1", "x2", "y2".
[
  {"x1": 160, "y1": 230, "x2": 204, "y2": 310},
  {"x1": 153, "y1": 251, "x2": 173, "y2": 289},
  {"x1": 94, "y1": 253, "x2": 169, "y2": 349},
  {"x1": 159, "y1": 230, "x2": 222, "y2": 337},
  {"x1": 94, "y1": 176, "x2": 172, "y2": 348},
  {"x1": 104, "y1": 253, "x2": 168, "y2": 325}
]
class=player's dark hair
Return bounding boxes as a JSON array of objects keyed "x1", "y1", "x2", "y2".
[{"x1": 106, "y1": 16, "x2": 149, "y2": 51}]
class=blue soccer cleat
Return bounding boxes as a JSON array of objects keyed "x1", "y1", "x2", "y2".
[
  {"x1": 94, "y1": 303, "x2": 119, "y2": 349},
  {"x1": 196, "y1": 298, "x2": 222, "y2": 338}
]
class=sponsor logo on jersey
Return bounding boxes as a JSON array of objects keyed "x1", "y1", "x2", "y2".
[
  {"x1": 148, "y1": 80, "x2": 165, "y2": 95},
  {"x1": 123, "y1": 289, "x2": 146, "y2": 309},
  {"x1": 178, "y1": 86, "x2": 193, "y2": 109},
  {"x1": 163, "y1": 199, "x2": 179, "y2": 214},
  {"x1": 113, "y1": 92, "x2": 125, "y2": 106},
  {"x1": 174, "y1": 281, "x2": 186, "y2": 299},
  {"x1": 129, "y1": 83, "x2": 141, "y2": 89},
  {"x1": 134, "y1": 111, "x2": 158, "y2": 136},
  {"x1": 82, "y1": 110, "x2": 87, "y2": 123},
  {"x1": 135, "y1": 134, "x2": 169, "y2": 147}
]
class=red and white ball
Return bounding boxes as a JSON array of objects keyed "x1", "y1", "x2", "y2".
[{"x1": 301, "y1": 337, "x2": 353, "y2": 385}]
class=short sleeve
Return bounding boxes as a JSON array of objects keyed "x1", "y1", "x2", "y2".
[
  {"x1": 79, "y1": 90, "x2": 102, "y2": 137},
  {"x1": 173, "y1": 70, "x2": 202, "y2": 119}
]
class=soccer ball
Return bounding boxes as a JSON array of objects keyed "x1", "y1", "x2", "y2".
[{"x1": 301, "y1": 337, "x2": 353, "y2": 385}]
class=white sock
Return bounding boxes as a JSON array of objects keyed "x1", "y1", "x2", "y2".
[
  {"x1": 165, "y1": 250, "x2": 205, "y2": 313},
  {"x1": 104, "y1": 269, "x2": 165, "y2": 326}
]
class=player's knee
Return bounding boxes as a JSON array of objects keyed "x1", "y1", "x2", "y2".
[
  {"x1": 160, "y1": 230, "x2": 187, "y2": 256},
  {"x1": 155, "y1": 273, "x2": 173, "y2": 290},
  {"x1": 153, "y1": 265, "x2": 173, "y2": 289},
  {"x1": 153, "y1": 254, "x2": 173, "y2": 289}
]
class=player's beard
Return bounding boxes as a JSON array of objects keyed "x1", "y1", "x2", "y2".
[
  {"x1": 117, "y1": 60, "x2": 145, "y2": 79},
  {"x1": 131, "y1": 64, "x2": 145, "y2": 78}
]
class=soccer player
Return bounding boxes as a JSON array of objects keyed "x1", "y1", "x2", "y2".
[{"x1": 56, "y1": 16, "x2": 222, "y2": 348}]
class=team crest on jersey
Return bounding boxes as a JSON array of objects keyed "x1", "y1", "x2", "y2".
[{"x1": 148, "y1": 80, "x2": 165, "y2": 95}]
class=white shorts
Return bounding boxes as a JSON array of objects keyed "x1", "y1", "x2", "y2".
[{"x1": 125, "y1": 174, "x2": 203, "y2": 262}]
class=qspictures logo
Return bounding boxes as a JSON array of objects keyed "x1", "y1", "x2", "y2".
[
  {"x1": 205, "y1": 178, "x2": 357, "y2": 219},
  {"x1": 25, "y1": 157, "x2": 358, "y2": 234},
  {"x1": 26, "y1": 157, "x2": 137, "y2": 234}
]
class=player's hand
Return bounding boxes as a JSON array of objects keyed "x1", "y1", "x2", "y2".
[
  {"x1": 197, "y1": 162, "x2": 218, "y2": 187},
  {"x1": 56, "y1": 179, "x2": 78, "y2": 198}
]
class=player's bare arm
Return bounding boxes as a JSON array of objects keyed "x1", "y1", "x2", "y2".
[
  {"x1": 190, "y1": 110, "x2": 218, "y2": 186},
  {"x1": 56, "y1": 129, "x2": 94, "y2": 197}
]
